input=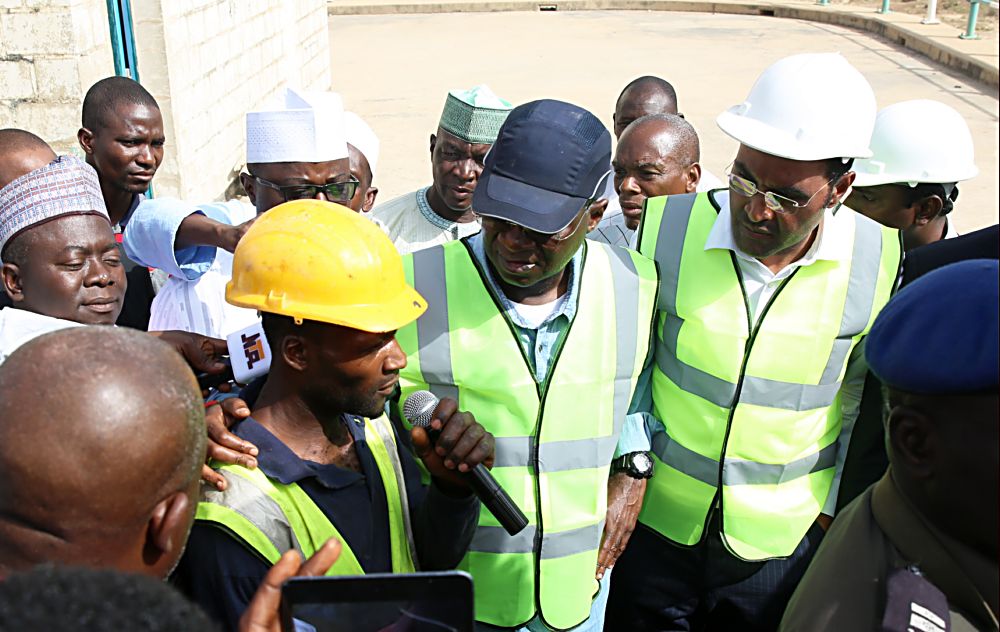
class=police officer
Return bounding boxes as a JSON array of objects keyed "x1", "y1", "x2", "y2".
[
  {"x1": 781, "y1": 259, "x2": 999, "y2": 632},
  {"x1": 608, "y1": 53, "x2": 903, "y2": 630},
  {"x1": 175, "y1": 200, "x2": 495, "y2": 629}
]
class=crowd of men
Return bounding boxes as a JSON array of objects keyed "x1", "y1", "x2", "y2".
[{"x1": 0, "y1": 49, "x2": 996, "y2": 632}]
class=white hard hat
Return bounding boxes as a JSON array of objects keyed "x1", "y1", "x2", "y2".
[
  {"x1": 716, "y1": 53, "x2": 877, "y2": 161},
  {"x1": 853, "y1": 99, "x2": 978, "y2": 188}
]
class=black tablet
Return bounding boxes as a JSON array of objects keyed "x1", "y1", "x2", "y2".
[{"x1": 280, "y1": 571, "x2": 475, "y2": 632}]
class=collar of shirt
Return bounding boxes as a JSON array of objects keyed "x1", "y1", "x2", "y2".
[
  {"x1": 467, "y1": 232, "x2": 581, "y2": 329},
  {"x1": 705, "y1": 189, "x2": 849, "y2": 280},
  {"x1": 417, "y1": 186, "x2": 481, "y2": 232},
  {"x1": 229, "y1": 377, "x2": 368, "y2": 490},
  {"x1": 115, "y1": 193, "x2": 144, "y2": 231}
]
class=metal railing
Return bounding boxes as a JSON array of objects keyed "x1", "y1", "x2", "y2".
[
  {"x1": 813, "y1": 0, "x2": 996, "y2": 40},
  {"x1": 961, "y1": 0, "x2": 998, "y2": 38}
]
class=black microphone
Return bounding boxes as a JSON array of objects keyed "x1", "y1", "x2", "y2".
[{"x1": 404, "y1": 390, "x2": 529, "y2": 536}]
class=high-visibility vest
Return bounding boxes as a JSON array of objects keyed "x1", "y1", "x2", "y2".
[
  {"x1": 196, "y1": 413, "x2": 417, "y2": 574},
  {"x1": 397, "y1": 238, "x2": 658, "y2": 630},
  {"x1": 637, "y1": 192, "x2": 901, "y2": 561}
]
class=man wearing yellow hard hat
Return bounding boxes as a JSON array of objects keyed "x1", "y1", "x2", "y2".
[{"x1": 172, "y1": 200, "x2": 495, "y2": 630}]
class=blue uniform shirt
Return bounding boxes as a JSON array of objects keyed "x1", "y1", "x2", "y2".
[{"x1": 173, "y1": 378, "x2": 480, "y2": 630}]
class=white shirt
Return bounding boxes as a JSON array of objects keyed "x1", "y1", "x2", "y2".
[
  {"x1": 704, "y1": 191, "x2": 867, "y2": 516},
  {"x1": 370, "y1": 187, "x2": 481, "y2": 255},
  {"x1": 0, "y1": 308, "x2": 82, "y2": 365},
  {"x1": 705, "y1": 191, "x2": 845, "y2": 322},
  {"x1": 146, "y1": 201, "x2": 260, "y2": 338},
  {"x1": 510, "y1": 293, "x2": 569, "y2": 330},
  {"x1": 698, "y1": 168, "x2": 725, "y2": 192}
]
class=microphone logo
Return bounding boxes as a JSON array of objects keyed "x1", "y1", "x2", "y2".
[{"x1": 241, "y1": 332, "x2": 266, "y2": 369}]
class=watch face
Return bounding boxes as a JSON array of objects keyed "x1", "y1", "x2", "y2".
[{"x1": 632, "y1": 452, "x2": 653, "y2": 473}]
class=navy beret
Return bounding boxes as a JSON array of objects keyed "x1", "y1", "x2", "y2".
[{"x1": 866, "y1": 258, "x2": 999, "y2": 394}]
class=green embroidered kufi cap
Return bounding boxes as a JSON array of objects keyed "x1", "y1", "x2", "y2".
[{"x1": 438, "y1": 85, "x2": 513, "y2": 145}]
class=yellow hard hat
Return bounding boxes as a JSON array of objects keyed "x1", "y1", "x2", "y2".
[{"x1": 226, "y1": 200, "x2": 426, "y2": 332}]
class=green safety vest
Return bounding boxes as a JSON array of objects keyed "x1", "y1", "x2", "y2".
[
  {"x1": 397, "y1": 238, "x2": 658, "y2": 630},
  {"x1": 637, "y1": 192, "x2": 902, "y2": 561},
  {"x1": 196, "y1": 413, "x2": 417, "y2": 575}
]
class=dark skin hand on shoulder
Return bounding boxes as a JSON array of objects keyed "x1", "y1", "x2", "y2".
[{"x1": 202, "y1": 396, "x2": 494, "y2": 493}]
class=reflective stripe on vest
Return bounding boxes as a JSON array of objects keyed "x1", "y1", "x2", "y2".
[
  {"x1": 637, "y1": 192, "x2": 901, "y2": 561},
  {"x1": 195, "y1": 414, "x2": 417, "y2": 574},
  {"x1": 397, "y1": 238, "x2": 658, "y2": 630}
]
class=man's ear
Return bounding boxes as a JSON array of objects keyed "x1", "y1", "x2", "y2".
[
  {"x1": 686, "y1": 163, "x2": 702, "y2": 193},
  {"x1": 240, "y1": 172, "x2": 258, "y2": 206},
  {"x1": 281, "y1": 333, "x2": 309, "y2": 373},
  {"x1": 147, "y1": 490, "x2": 192, "y2": 558},
  {"x1": 429, "y1": 134, "x2": 437, "y2": 158},
  {"x1": 2, "y1": 263, "x2": 24, "y2": 304},
  {"x1": 77, "y1": 127, "x2": 95, "y2": 155},
  {"x1": 363, "y1": 187, "x2": 379, "y2": 213},
  {"x1": 828, "y1": 171, "x2": 856, "y2": 208},
  {"x1": 587, "y1": 198, "x2": 609, "y2": 231},
  {"x1": 912, "y1": 195, "x2": 945, "y2": 226},
  {"x1": 888, "y1": 405, "x2": 936, "y2": 480}
]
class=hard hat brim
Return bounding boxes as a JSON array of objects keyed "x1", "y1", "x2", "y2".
[
  {"x1": 227, "y1": 283, "x2": 427, "y2": 334},
  {"x1": 853, "y1": 166, "x2": 980, "y2": 188},
  {"x1": 717, "y1": 109, "x2": 874, "y2": 162}
]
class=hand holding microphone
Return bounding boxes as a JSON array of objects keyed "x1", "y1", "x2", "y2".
[{"x1": 405, "y1": 391, "x2": 529, "y2": 536}]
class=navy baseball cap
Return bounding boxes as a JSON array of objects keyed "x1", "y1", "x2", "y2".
[{"x1": 473, "y1": 99, "x2": 612, "y2": 234}]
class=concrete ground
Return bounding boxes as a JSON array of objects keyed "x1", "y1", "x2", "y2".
[{"x1": 329, "y1": 10, "x2": 999, "y2": 232}]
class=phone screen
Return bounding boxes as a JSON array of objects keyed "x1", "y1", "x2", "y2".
[{"x1": 280, "y1": 572, "x2": 474, "y2": 632}]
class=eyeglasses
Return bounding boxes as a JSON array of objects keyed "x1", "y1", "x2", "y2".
[
  {"x1": 249, "y1": 174, "x2": 360, "y2": 203},
  {"x1": 481, "y1": 202, "x2": 592, "y2": 246},
  {"x1": 727, "y1": 172, "x2": 836, "y2": 215}
]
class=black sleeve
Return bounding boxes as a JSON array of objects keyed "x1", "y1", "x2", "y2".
[
  {"x1": 836, "y1": 371, "x2": 889, "y2": 512},
  {"x1": 393, "y1": 418, "x2": 481, "y2": 571},
  {"x1": 170, "y1": 522, "x2": 271, "y2": 632}
]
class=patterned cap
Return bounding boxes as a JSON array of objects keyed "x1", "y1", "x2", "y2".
[
  {"x1": 246, "y1": 88, "x2": 349, "y2": 164},
  {"x1": 438, "y1": 85, "x2": 513, "y2": 145},
  {"x1": 0, "y1": 155, "x2": 110, "y2": 259}
]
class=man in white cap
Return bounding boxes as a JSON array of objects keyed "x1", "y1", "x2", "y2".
[
  {"x1": 371, "y1": 85, "x2": 513, "y2": 254},
  {"x1": 122, "y1": 88, "x2": 364, "y2": 338},
  {"x1": 606, "y1": 53, "x2": 904, "y2": 630},
  {"x1": 847, "y1": 99, "x2": 978, "y2": 251},
  {"x1": 346, "y1": 111, "x2": 381, "y2": 214}
]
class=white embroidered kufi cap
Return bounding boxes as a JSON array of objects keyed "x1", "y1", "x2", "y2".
[{"x1": 246, "y1": 88, "x2": 349, "y2": 164}]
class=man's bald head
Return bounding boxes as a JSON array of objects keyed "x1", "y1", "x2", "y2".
[
  {"x1": 613, "y1": 76, "x2": 680, "y2": 139},
  {"x1": 0, "y1": 129, "x2": 56, "y2": 189},
  {"x1": 0, "y1": 327, "x2": 206, "y2": 578},
  {"x1": 622, "y1": 114, "x2": 700, "y2": 167},
  {"x1": 613, "y1": 114, "x2": 702, "y2": 230}
]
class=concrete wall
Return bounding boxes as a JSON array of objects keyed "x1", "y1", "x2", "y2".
[
  {"x1": 0, "y1": 0, "x2": 116, "y2": 154},
  {"x1": 2, "y1": 0, "x2": 331, "y2": 201},
  {"x1": 134, "y1": 0, "x2": 332, "y2": 200}
]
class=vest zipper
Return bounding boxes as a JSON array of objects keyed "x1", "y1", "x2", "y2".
[
  {"x1": 710, "y1": 252, "x2": 799, "y2": 561},
  {"x1": 460, "y1": 240, "x2": 586, "y2": 628}
]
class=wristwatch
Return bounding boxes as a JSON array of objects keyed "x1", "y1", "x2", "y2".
[{"x1": 611, "y1": 451, "x2": 654, "y2": 479}]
